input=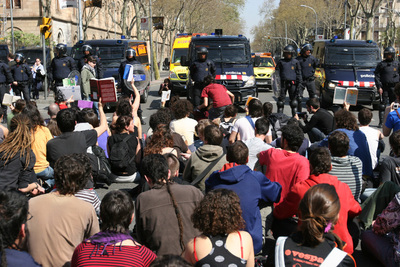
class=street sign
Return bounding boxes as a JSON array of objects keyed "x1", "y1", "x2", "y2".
[
  {"x1": 141, "y1": 17, "x2": 149, "y2": 31},
  {"x1": 316, "y1": 35, "x2": 324, "y2": 40}
]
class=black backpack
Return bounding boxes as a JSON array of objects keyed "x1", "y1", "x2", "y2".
[
  {"x1": 268, "y1": 113, "x2": 291, "y2": 140},
  {"x1": 91, "y1": 145, "x2": 116, "y2": 186},
  {"x1": 109, "y1": 135, "x2": 135, "y2": 171}
]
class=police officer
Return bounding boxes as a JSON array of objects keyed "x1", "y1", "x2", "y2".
[
  {"x1": 0, "y1": 60, "x2": 13, "y2": 123},
  {"x1": 77, "y1": 44, "x2": 103, "y2": 79},
  {"x1": 11, "y1": 53, "x2": 31, "y2": 102},
  {"x1": 296, "y1": 43, "x2": 318, "y2": 112},
  {"x1": 276, "y1": 45, "x2": 302, "y2": 116},
  {"x1": 189, "y1": 47, "x2": 216, "y2": 107},
  {"x1": 118, "y1": 48, "x2": 145, "y2": 124},
  {"x1": 375, "y1": 46, "x2": 400, "y2": 127},
  {"x1": 49, "y1": 43, "x2": 77, "y2": 91}
]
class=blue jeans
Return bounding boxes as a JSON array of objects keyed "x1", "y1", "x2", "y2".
[
  {"x1": 307, "y1": 127, "x2": 326, "y2": 143},
  {"x1": 361, "y1": 230, "x2": 397, "y2": 267},
  {"x1": 36, "y1": 166, "x2": 55, "y2": 188}
]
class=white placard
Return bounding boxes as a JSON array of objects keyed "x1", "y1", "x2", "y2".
[
  {"x1": 161, "y1": 90, "x2": 171, "y2": 102},
  {"x1": 57, "y1": 86, "x2": 82, "y2": 101}
]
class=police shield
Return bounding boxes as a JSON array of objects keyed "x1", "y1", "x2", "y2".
[
  {"x1": 123, "y1": 64, "x2": 149, "y2": 92},
  {"x1": 67, "y1": 70, "x2": 81, "y2": 86},
  {"x1": 272, "y1": 71, "x2": 281, "y2": 98}
]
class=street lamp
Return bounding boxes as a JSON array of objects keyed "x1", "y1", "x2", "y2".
[{"x1": 300, "y1": 4, "x2": 318, "y2": 38}]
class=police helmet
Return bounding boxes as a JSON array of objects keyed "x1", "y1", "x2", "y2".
[
  {"x1": 283, "y1": 45, "x2": 295, "y2": 58},
  {"x1": 384, "y1": 46, "x2": 396, "y2": 60},
  {"x1": 301, "y1": 43, "x2": 313, "y2": 55},
  {"x1": 82, "y1": 44, "x2": 93, "y2": 55},
  {"x1": 125, "y1": 48, "x2": 136, "y2": 60},
  {"x1": 55, "y1": 43, "x2": 67, "y2": 56},
  {"x1": 197, "y1": 47, "x2": 208, "y2": 61},
  {"x1": 14, "y1": 53, "x2": 24, "y2": 63}
]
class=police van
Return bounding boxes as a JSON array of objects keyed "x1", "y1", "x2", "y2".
[
  {"x1": 71, "y1": 39, "x2": 150, "y2": 103},
  {"x1": 313, "y1": 39, "x2": 381, "y2": 108},
  {"x1": 182, "y1": 30, "x2": 257, "y2": 103}
]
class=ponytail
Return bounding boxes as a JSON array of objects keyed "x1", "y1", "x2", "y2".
[{"x1": 166, "y1": 181, "x2": 185, "y2": 253}]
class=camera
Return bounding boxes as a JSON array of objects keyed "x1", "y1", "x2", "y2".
[
  {"x1": 394, "y1": 103, "x2": 399, "y2": 110},
  {"x1": 296, "y1": 112, "x2": 307, "y2": 118}
]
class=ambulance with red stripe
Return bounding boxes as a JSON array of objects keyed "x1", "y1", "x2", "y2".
[
  {"x1": 313, "y1": 39, "x2": 381, "y2": 108},
  {"x1": 182, "y1": 30, "x2": 257, "y2": 103}
]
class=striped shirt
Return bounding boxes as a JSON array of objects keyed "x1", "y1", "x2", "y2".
[
  {"x1": 329, "y1": 156, "x2": 363, "y2": 202},
  {"x1": 75, "y1": 189, "x2": 101, "y2": 216}
]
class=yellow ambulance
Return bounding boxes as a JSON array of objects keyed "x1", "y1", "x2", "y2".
[
  {"x1": 169, "y1": 34, "x2": 192, "y2": 95},
  {"x1": 252, "y1": 52, "x2": 276, "y2": 91}
]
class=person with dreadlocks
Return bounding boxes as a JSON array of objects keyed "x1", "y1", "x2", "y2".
[
  {"x1": 0, "y1": 114, "x2": 44, "y2": 194},
  {"x1": 71, "y1": 190, "x2": 156, "y2": 266},
  {"x1": 0, "y1": 190, "x2": 41, "y2": 267},
  {"x1": 135, "y1": 154, "x2": 203, "y2": 256}
]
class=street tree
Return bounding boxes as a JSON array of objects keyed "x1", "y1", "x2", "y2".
[{"x1": 358, "y1": 0, "x2": 384, "y2": 40}]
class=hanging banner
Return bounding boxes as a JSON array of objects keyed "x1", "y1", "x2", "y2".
[
  {"x1": 141, "y1": 17, "x2": 149, "y2": 31},
  {"x1": 59, "y1": 0, "x2": 77, "y2": 9}
]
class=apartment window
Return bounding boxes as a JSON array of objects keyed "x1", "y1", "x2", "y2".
[{"x1": 6, "y1": 0, "x2": 21, "y2": 9}]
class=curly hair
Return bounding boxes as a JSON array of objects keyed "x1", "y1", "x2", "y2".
[
  {"x1": 309, "y1": 147, "x2": 331, "y2": 175},
  {"x1": 334, "y1": 109, "x2": 359, "y2": 131},
  {"x1": 171, "y1": 100, "x2": 193, "y2": 120},
  {"x1": 149, "y1": 108, "x2": 174, "y2": 131},
  {"x1": 116, "y1": 99, "x2": 132, "y2": 117},
  {"x1": 144, "y1": 125, "x2": 174, "y2": 156},
  {"x1": 390, "y1": 130, "x2": 400, "y2": 156},
  {"x1": 54, "y1": 154, "x2": 87, "y2": 195},
  {"x1": 192, "y1": 189, "x2": 245, "y2": 236},
  {"x1": 299, "y1": 184, "x2": 341, "y2": 248}
]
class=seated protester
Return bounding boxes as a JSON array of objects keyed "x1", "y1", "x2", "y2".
[
  {"x1": 0, "y1": 190, "x2": 41, "y2": 267},
  {"x1": 108, "y1": 115, "x2": 141, "y2": 183},
  {"x1": 47, "y1": 118, "x2": 61, "y2": 137},
  {"x1": 197, "y1": 75, "x2": 234, "y2": 120},
  {"x1": 183, "y1": 125, "x2": 227, "y2": 192},
  {"x1": 212, "y1": 104, "x2": 238, "y2": 148},
  {"x1": 193, "y1": 119, "x2": 212, "y2": 150},
  {"x1": 244, "y1": 118, "x2": 272, "y2": 170},
  {"x1": 135, "y1": 154, "x2": 203, "y2": 256},
  {"x1": 380, "y1": 130, "x2": 400, "y2": 185},
  {"x1": 258, "y1": 124, "x2": 310, "y2": 205},
  {"x1": 270, "y1": 118, "x2": 311, "y2": 157},
  {"x1": 383, "y1": 83, "x2": 400, "y2": 137},
  {"x1": 328, "y1": 131, "x2": 363, "y2": 202},
  {"x1": 275, "y1": 184, "x2": 356, "y2": 267},
  {"x1": 169, "y1": 99, "x2": 198, "y2": 148},
  {"x1": 26, "y1": 155, "x2": 99, "y2": 267},
  {"x1": 358, "y1": 108, "x2": 384, "y2": 170},
  {"x1": 54, "y1": 91, "x2": 74, "y2": 110},
  {"x1": 229, "y1": 98, "x2": 263, "y2": 143},
  {"x1": 46, "y1": 100, "x2": 107, "y2": 168},
  {"x1": 44, "y1": 103, "x2": 60, "y2": 126},
  {"x1": 319, "y1": 109, "x2": 373, "y2": 178},
  {"x1": 361, "y1": 191, "x2": 400, "y2": 267},
  {"x1": 71, "y1": 190, "x2": 156, "y2": 267},
  {"x1": 164, "y1": 153, "x2": 189, "y2": 184},
  {"x1": 205, "y1": 141, "x2": 281, "y2": 254},
  {"x1": 262, "y1": 102, "x2": 279, "y2": 144},
  {"x1": 144, "y1": 125, "x2": 177, "y2": 157},
  {"x1": 183, "y1": 189, "x2": 255, "y2": 266},
  {"x1": 7, "y1": 99, "x2": 25, "y2": 129},
  {"x1": 273, "y1": 147, "x2": 361, "y2": 254},
  {"x1": 294, "y1": 98, "x2": 335, "y2": 143},
  {"x1": 158, "y1": 78, "x2": 173, "y2": 108},
  {"x1": 0, "y1": 108, "x2": 8, "y2": 142},
  {"x1": 0, "y1": 114, "x2": 45, "y2": 194}
]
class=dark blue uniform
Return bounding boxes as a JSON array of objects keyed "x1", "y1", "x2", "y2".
[
  {"x1": 0, "y1": 61, "x2": 13, "y2": 121},
  {"x1": 78, "y1": 55, "x2": 103, "y2": 79},
  {"x1": 276, "y1": 58, "x2": 302, "y2": 115},
  {"x1": 50, "y1": 55, "x2": 77, "y2": 88},
  {"x1": 296, "y1": 54, "x2": 318, "y2": 100},
  {"x1": 189, "y1": 59, "x2": 216, "y2": 106},
  {"x1": 11, "y1": 63, "x2": 31, "y2": 102}
]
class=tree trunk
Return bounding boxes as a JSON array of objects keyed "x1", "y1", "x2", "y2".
[
  {"x1": 366, "y1": 16, "x2": 373, "y2": 40},
  {"x1": 134, "y1": 2, "x2": 141, "y2": 40},
  {"x1": 152, "y1": 40, "x2": 160, "y2": 80}
]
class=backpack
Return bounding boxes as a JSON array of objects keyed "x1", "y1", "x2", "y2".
[
  {"x1": 91, "y1": 145, "x2": 116, "y2": 186},
  {"x1": 268, "y1": 113, "x2": 291, "y2": 140},
  {"x1": 219, "y1": 117, "x2": 236, "y2": 139},
  {"x1": 109, "y1": 135, "x2": 135, "y2": 171}
]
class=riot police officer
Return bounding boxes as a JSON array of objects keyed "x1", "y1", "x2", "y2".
[
  {"x1": 276, "y1": 45, "x2": 302, "y2": 116},
  {"x1": 11, "y1": 53, "x2": 31, "y2": 102},
  {"x1": 0, "y1": 60, "x2": 13, "y2": 122},
  {"x1": 375, "y1": 46, "x2": 400, "y2": 127},
  {"x1": 77, "y1": 44, "x2": 103, "y2": 79},
  {"x1": 189, "y1": 47, "x2": 216, "y2": 107},
  {"x1": 49, "y1": 43, "x2": 77, "y2": 91},
  {"x1": 296, "y1": 43, "x2": 318, "y2": 112},
  {"x1": 118, "y1": 48, "x2": 145, "y2": 124}
]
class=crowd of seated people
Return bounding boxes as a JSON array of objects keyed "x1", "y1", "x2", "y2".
[{"x1": 2, "y1": 77, "x2": 400, "y2": 267}]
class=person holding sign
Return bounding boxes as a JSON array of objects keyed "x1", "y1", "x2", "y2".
[{"x1": 158, "y1": 78, "x2": 172, "y2": 107}]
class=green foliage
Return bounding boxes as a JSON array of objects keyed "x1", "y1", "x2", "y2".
[{"x1": 6, "y1": 31, "x2": 41, "y2": 49}]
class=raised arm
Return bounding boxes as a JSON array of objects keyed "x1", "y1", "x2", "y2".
[{"x1": 95, "y1": 98, "x2": 107, "y2": 137}]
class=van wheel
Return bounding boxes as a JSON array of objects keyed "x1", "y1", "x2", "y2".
[{"x1": 140, "y1": 87, "x2": 148, "y2": 103}]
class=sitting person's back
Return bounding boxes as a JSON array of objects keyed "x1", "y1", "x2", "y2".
[{"x1": 379, "y1": 130, "x2": 400, "y2": 186}]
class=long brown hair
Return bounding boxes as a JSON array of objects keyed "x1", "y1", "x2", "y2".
[
  {"x1": 0, "y1": 114, "x2": 32, "y2": 168},
  {"x1": 144, "y1": 125, "x2": 174, "y2": 156}
]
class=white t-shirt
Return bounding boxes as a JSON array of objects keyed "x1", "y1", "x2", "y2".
[
  {"x1": 359, "y1": 126, "x2": 380, "y2": 169},
  {"x1": 170, "y1": 117, "x2": 198, "y2": 146},
  {"x1": 244, "y1": 137, "x2": 272, "y2": 170},
  {"x1": 231, "y1": 116, "x2": 261, "y2": 142}
]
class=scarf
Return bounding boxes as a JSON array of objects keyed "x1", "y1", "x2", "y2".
[
  {"x1": 85, "y1": 230, "x2": 136, "y2": 257},
  {"x1": 83, "y1": 63, "x2": 96, "y2": 77}
]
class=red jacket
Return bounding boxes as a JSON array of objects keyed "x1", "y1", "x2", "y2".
[{"x1": 273, "y1": 173, "x2": 361, "y2": 254}]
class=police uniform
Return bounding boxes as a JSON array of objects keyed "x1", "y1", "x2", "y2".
[
  {"x1": 296, "y1": 54, "x2": 318, "y2": 111},
  {"x1": 78, "y1": 55, "x2": 103, "y2": 79},
  {"x1": 374, "y1": 59, "x2": 400, "y2": 125},
  {"x1": 0, "y1": 61, "x2": 13, "y2": 121},
  {"x1": 118, "y1": 58, "x2": 142, "y2": 97},
  {"x1": 189, "y1": 59, "x2": 216, "y2": 107},
  {"x1": 11, "y1": 62, "x2": 31, "y2": 102},
  {"x1": 276, "y1": 58, "x2": 302, "y2": 116},
  {"x1": 50, "y1": 55, "x2": 77, "y2": 88}
]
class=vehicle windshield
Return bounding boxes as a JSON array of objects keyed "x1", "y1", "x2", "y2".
[
  {"x1": 325, "y1": 46, "x2": 380, "y2": 67},
  {"x1": 258, "y1": 57, "x2": 275, "y2": 67},
  {"x1": 172, "y1": 48, "x2": 188, "y2": 64},
  {"x1": 193, "y1": 41, "x2": 250, "y2": 64},
  {"x1": 72, "y1": 45, "x2": 125, "y2": 68}
]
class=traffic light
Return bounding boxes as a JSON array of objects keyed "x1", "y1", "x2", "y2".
[{"x1": 40, "y1": 17, "x2": 52, "y2": 39}]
